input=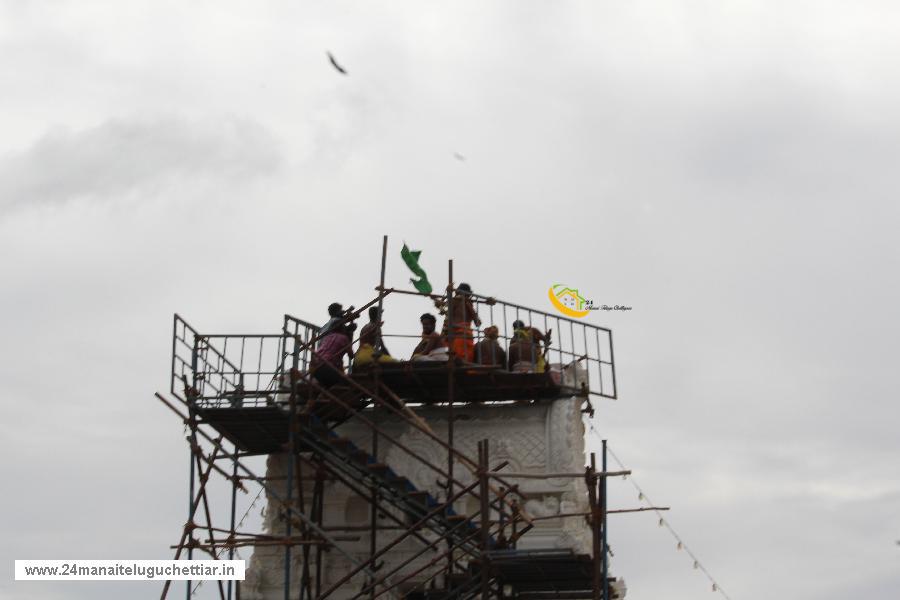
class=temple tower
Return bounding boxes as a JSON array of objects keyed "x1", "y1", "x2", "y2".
[
  {"x1": 243, "y1": 396, "x2": 592, "y2": 598},
  {"x1": 161, "y1": 280, "x2": 622, "y2": 599}
]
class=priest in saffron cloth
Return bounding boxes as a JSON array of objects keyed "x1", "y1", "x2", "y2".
[{"x1": 442, "y1": 283, "x2": 481, "y2": 362}]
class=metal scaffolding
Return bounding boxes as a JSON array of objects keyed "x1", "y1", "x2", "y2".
[{"x1": 155, "y1": 243, "x2": 625, "y2": 600}]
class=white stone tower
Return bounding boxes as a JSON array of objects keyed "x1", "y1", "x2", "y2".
[{"x1": 243, "y1": 395, "x2": 592, "y2": 599}]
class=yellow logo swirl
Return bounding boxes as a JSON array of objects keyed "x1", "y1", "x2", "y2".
[{"x1": 548, "y1": 285, "x2": 590, "y2": 318}]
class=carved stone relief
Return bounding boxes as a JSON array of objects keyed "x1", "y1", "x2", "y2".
[{"x1": 244, "y1": 396, "x2": 590, "y2": 599}]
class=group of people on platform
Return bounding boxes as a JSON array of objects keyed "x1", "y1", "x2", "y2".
[{"x1": 309, "y1": 283, "x2": 552, "y2": 387}]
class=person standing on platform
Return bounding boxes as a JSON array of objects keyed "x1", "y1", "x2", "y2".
[
  {"x1": 311, "y1": 323, "x2": 356, "y2": 387},
  {"x1": 319, "y1": 302, "x2": 345, "y2": 336},
  {"x1": 442, "y1": 283, "x2": 481, "y2": 362}
]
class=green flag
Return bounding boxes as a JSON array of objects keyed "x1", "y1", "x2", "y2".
[{"x1": 401, "y1": 243, "x2": 433, "y2": 295}]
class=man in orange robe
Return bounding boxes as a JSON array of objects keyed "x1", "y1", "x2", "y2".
[{"x1": 442, "y1": 283, "x2": 481, "y2": 362}]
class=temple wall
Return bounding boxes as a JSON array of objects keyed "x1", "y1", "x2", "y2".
[{"x1": 243, "y1": 396, "x2": 590, "y2": 599}]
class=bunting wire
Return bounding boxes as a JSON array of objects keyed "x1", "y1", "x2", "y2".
[
  {"x1": 190, "y1": 485, "x2": 265, "y2": 596},
  {"x1": 586, "y1": 420, "x2": 733, "y2": 599}
]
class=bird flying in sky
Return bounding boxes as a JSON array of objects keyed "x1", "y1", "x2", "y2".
[{"x1": 327, "y1": 52, "x2": 347, "y2": 75}]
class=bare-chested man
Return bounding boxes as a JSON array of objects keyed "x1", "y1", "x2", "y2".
[
  {"x1": 441, "y1": 283, "x2": 481, "y2": 362},
  {"x1": 474, "y1": 325, "x2": 506, "y2": 367},
  {"x1": 354, "y1": 307, "x2": 396, "y2": 368},
  {"x1": 412, "y1": 313, "x2": 447, "y2": 360},
  {"x1": 507, "y1": 319, "x2": 551, "y2": 372}
]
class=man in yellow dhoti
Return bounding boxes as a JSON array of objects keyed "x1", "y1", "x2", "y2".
[
  {"x1": 508, "y1": 320, "x2": 551, "y2": 373},
  {"x1": 353, "y1": 307, "x2": 397, "y2": 368}
]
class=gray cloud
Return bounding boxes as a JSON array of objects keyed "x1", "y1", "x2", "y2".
[
  {"x1": 2, "y1": 2, "x2": 899, "y2": 600},
  {"x1": 0, "y1": 115, "x2": 281, "y2": 210}
]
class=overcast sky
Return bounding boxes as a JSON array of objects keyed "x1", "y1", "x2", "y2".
[{"x1": 2, "y1": 1, "x2": 899, "y2": 598}]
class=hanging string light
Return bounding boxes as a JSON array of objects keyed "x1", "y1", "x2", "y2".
[{"x1": 586, "y1": 420, "x2": 732, "y2": 600}]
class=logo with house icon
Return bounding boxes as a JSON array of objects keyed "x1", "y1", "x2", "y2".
[{"x1": 548, "y1": 284, "x2": 592, "y2": 318}]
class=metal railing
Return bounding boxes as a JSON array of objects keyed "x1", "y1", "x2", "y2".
[
  {"x1": 172, "y1": 314, "x2": 290, "y2": 408},
  {"x1": 468, "y1": 292, "x2": 617, "y2": 399},
  {"x1": 170, "y1": 287, "x2": 617, "y2": 408},
  {"x1": 282, "y1": 313, "x2": 320, "y2": 375}
]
